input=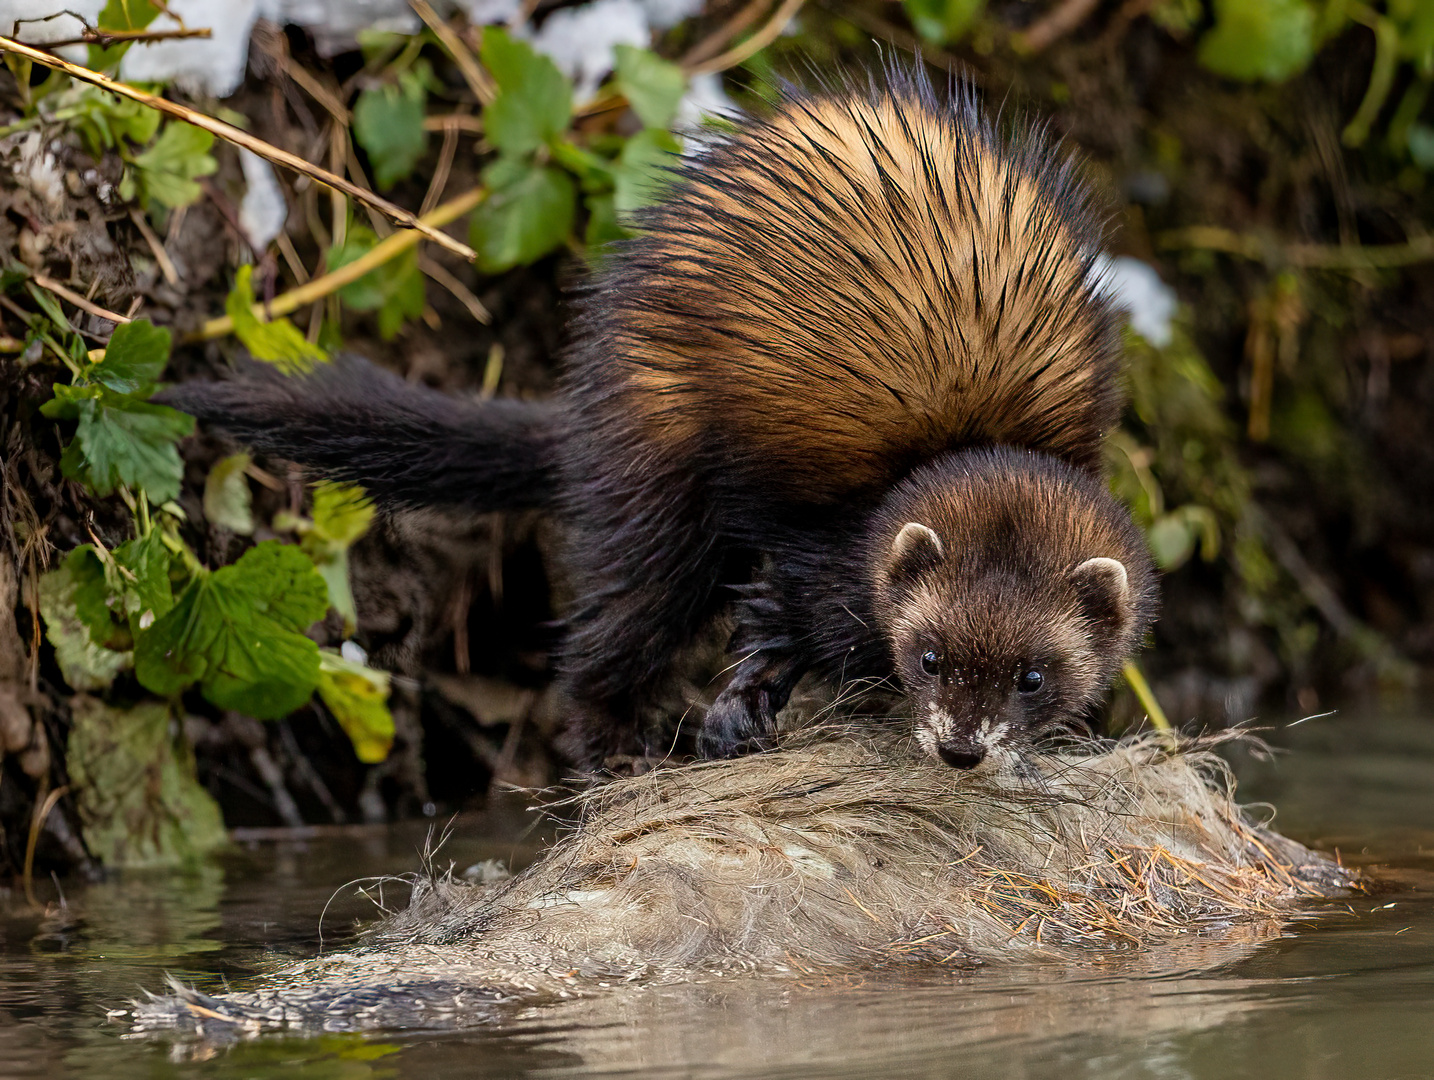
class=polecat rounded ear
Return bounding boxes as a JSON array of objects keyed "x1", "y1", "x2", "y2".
[
  {"x1": 1071, "y1": 557, "x2": 1131, "y2": 636},
  {"x1": 889, "y1": 522, "x2": 944, "y2": 586}
]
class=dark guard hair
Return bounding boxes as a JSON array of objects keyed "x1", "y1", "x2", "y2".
[{"x1": 167, "y1": 66, "x2": 1157, "y2": 771}]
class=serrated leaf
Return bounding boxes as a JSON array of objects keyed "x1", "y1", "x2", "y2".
[
  {"x1": 614, "y1": 128, "x2": 681, "y2": 213},
  {"x1": 89, "y1": 0, "x2": 161, "y2": 68},
  {"x1": 353, "y1": 69, "x2": 429, "y2": 190},
  {"x1": 1197, "y1": 0, "x2": 1317, "y2": 82},
  {"x1": 37, "y1": 556, "x2": 132, "y2": 691},
  {"x1": 42, "y1": 382, "x2": 193, "y2": 502},
  {"x1": 480, "y1": 27, "x2": 573, "y2": 157},
  {"x1": 470, "y1": 161, "x2": 576, "y2": 273},
  {"x1": 292, "y1": 482, "x2": 374, "y2": 637},
  {"x1": 65, "y1": 546, "x2": 119, "y2": 645},
  {"x1": 326, "y1": 226, "x2": 426, "y2": 340},
  {"x1": 317, "y1": 650, "x2": 394, "y2": 764},
  {"x1": 902, "y1": 0, "x2": 984, "y2": 44},
  {"x1": 89, "y1": 318, "x2": 171, "y2": 394},
  {"x1": 66, "y1": 697, "x2": 227, "y2": 868},
  {"x1": 226, "y1": 265, "x2": 327, "y2": 374},
  {"x1": 613, "y1": 45, "x2": 687, "y2": 130},
  {"x1": 131, "y1": 123, "x2": 218, "y2": 210},
  {"x1": 203, "y1": 452, "x2": 254, "y2": 535},
  {"x1": 134, "y1": 541, "x2": 328, "y2": 719},
  {"x1": 112, "y1": 530, "x2": 175, "y2": 632}
]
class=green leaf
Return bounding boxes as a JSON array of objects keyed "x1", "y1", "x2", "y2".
[
  {"x1": 55, "y1": 546, "x2": 121, "y2": 647},
  {"x1": 37, "y1": 554, "x2": 132, "y2": 691},
  {"x1": 613, "y1": 128, "x2": 681, "y2": 213},
  {"x1": 326, "y1": 226, "x2": 426, "y2": 339},
  {"x1": 66, "y1": 697, "x2": 227, "y2": 868},
  {"x1": 89, "y1": 318, "x2": 171, "y2": 394},
  {"x1": 54, "y1": 85, "x2": 160, "y2": 155},
  {"x1": 352, "y1": 69, "x2": 429, "y2": 190},
  {"x1": 134, "y1": 541, "x2": 328, "y2": 719},
  {"x1": 203, "y1": 452, "x2": 255, "y2": 535},
  {"x1": 42, "y1": 382, "x2": 193, "y2": 502},
  {"x1": 470, "y1": 160, "x2": 576, "y2": 273},
  {"x1": 585, "y1": 191, "x2": 628, "y2": 247},
  {"x1": 902, "y1": 0, "x2": 985, "y2": 44},
  {"x1": 1197, "y1": 0, "x2": 1317, "y2": 83},
  {"x1": 1409, "y1": 123, "x2": 1434, "y2": 170},
  {"x1": 277, "y1": 482, "x2": 375, "y2": 637},
  {"x1": 226, "y1": 265, "x2": 328, "y2": 373},
  {"x1": 89, "y1": 0, "x2": 161, "y2": 68},
  {"x1": 480, "y1": 27, "x2": 574, "y2": 156},
  {"x1": 317, "y1": 650, "x2": 394, "y2": 764},
  {"x1": 613, "y1": 45, "x2": 687, "y2": 130},
  {"x1": 130, "y1": 122, "x2": 218, "y2": 210},
  {"x1": 112, "y1": 530, "x2": 176, "y2": 633}
]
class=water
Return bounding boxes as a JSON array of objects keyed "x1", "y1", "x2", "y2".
[{"x1": 3, "y1": 713, "x2": 1433, "y2": 1080}]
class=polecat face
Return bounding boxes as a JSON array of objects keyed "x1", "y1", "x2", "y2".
[{"x1": 869, "y1": 450, "x2": 1157, "y2": 770}]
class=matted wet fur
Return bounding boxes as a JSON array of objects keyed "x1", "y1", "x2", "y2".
[{"x1": 127, "y1": 730, "x2": 1353, "y2": 1040}]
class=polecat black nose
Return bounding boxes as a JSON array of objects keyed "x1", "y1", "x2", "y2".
[{"x1": 937, "y1": 744, "x2": 985, "y2": 770}]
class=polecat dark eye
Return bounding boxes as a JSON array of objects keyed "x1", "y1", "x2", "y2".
[
  {"x1": 1017, "y1": 669, "x2": 1044, "y2": 693},
  {"x1": 920, "y1": 650, "x2": 940, "y2": 677}
]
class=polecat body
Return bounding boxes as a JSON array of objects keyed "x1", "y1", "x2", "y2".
[{"x1": 166, "y1": 71, "x2": 1158, "y2": 771}]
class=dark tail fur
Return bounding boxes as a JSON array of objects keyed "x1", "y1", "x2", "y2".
[{"x1": 158, "y1": 354, "x2": 562, "y2": 511}]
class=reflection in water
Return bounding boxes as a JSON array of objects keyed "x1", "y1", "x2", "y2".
[{"x1": 0, "y1": 713, "x2": 1431, "y2": 1079}]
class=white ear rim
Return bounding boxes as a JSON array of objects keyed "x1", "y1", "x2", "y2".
[
  {"x1": 1073, "y1": 556, "x2": 1129, "y2": 605},
  {"x1": 892, "y1": 522, "x2": 943, "y2": 561}
]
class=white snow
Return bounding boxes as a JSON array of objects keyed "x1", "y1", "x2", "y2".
[
  {"x1": 237, "y1": 147, "x2": 286, "y2": 250},
  {"x1": 1091, "y1": 254, "x2": 1177, "y2": 348},
  {"x1": 520, "y1": 0, "x2": 650, "y2": 101}
]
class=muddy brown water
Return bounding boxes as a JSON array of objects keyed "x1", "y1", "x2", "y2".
[{"x1": 3, "y1": 713, "x2": 1433, "y2": 1079}]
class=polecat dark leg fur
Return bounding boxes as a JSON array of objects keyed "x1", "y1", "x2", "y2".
[
  {"x1": 698, "y1": 649, "x2": 805, "y2": 757},
  {"x1": 554, "y1": 452, "x2": 727, "y2": 768}
]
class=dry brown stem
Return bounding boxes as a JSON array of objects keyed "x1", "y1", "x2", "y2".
[
  {"x1": 0, "y1": 35, "x2": 477, "y2": 261},
  {"x1": 687, "y1": 0, "x2": 807, "y2": 75},
  {"x1": 188, "y1": 185, "x2": 487, "y2": 343}
]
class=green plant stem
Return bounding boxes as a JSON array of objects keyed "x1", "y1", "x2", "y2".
[
  {"x1": 186, "y1": 184, "x2": 486, "y2": 343},
  {"x1": 1342, "y1": 13, "x2": 1400, "y2": 148},
  {"x1": 1122, "y1": 660, "x2": 1172, "y2": 733},
  {"x1": 1158, "y1": 225, "x2": 1434, "y2": 271}
]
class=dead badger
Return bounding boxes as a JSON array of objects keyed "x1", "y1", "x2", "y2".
[{"x1": 166, "y1": 70, "x2": 1158, "y2": 770}]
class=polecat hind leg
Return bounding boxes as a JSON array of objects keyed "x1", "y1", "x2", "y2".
[{"x1": 554, "y1": 468, "x2": 725, "y2": 770}]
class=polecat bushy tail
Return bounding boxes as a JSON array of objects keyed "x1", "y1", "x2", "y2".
[
  {"x1": 172, "y1": 68, "x2": 1159, "y2": 772},
  {"x1": 160, "y1": 355, "x2": 561, "y2": 511}
]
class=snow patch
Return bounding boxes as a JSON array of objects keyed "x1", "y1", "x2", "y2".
[
  {"x1": 238, "y1": 148, "x2": 287, "y2": 250},
  {"x1": 522, "y1": 0, "x2": 650, "y2": 101},
  {"x1": 1091, "y1": 254, "x2": 1177, "y2": 349}
]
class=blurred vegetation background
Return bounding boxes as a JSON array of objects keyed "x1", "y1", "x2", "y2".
[{"x1": 0, "y1": 0, "x2": 1430, "y2": 881}]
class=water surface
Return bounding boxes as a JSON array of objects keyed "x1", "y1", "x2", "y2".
[{"x1": 3, "y1": 712, "x2": 1432, "y2": 1079}]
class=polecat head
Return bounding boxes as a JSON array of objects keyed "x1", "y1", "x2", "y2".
[{"x1": 870, "y1": 448, "x2": 1158, "y2": 770}]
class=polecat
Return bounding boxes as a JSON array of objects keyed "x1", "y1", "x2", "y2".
[{"x1": 164, "y1": 69, "x2": 1159, "y2": 771}]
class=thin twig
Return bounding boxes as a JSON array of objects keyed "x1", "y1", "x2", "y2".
[
  {"x1": 1158, "y1": 225, "x2": 1434, "y2": 271},
  {"x1": 682, "y1": 0, "x2": 774, "y2": 66},
  {"x1": 39, "y1": 26, "x2": 212, "y2": 48},
  {"x1": 1013, "y1": 0, "x2": 1103, "y2": 53},
  {"x1": 423, "y1": 112, "x2": 484, "y2": 134},
  {"x1": 187, "y1": 185, "x2": 487, "y2": 343},
  {"x1": 284, "y1": 60, "x2": 350, "y2": 124},
  {"x1": 23, "y1": 781, "x2": 66, "y2": 910},
  {"x1": 420, "y1": 117, "x2": 461, "y2": 217},
  {"x1": 31, "y1": 273, "x2": 131, "y2": 326},
  {"x1": 410, "y1": 0, "x2": 496, "y2": 104},
  {"x1": 128, "y1": 207, "x2": 180, "y2": 284},
  {"x1": 417, "y1": 254, "x2": 491, "y2": 324},
  {"x1": 687, "y1": 0, "x2": 807, "y2": 75},
  {"x1": 0, "y1": 36, "x2": 477, "y2": 261}
]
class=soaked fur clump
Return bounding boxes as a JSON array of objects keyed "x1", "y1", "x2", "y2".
[{"x1": 128, "y1": 731, "x2": 1354, "y2": 1039}]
